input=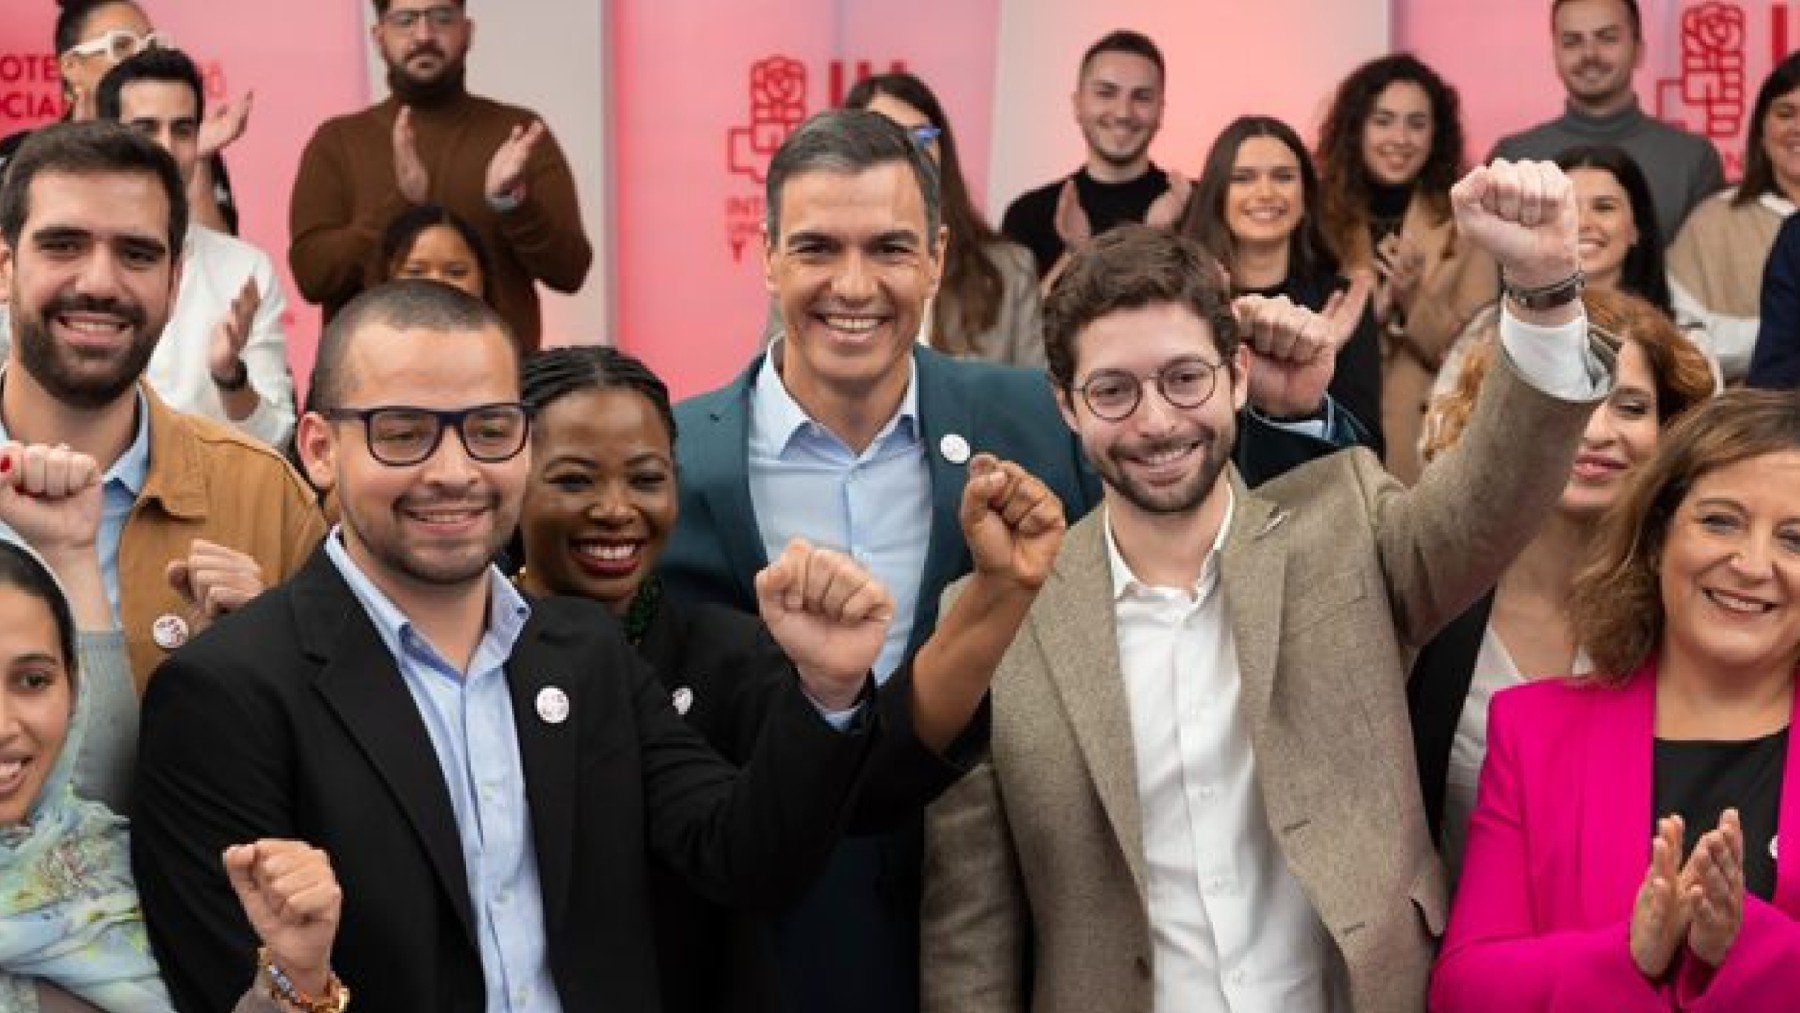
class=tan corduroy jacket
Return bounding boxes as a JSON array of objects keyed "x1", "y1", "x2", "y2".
[{"x1": 119, "y1": 386, "x2": 324, "y2": 690}]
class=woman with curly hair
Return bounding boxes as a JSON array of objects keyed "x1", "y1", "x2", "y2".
[
  {"x1": 1316, "y1": 54, "x2": 1497, "y2": 482},
  {"x1": 1175, "y1": 115, "x2": 1385, "y2": 454},
  {"x1": 1408, "y1": 287, "x2": 1715, "y2": 877},
  {"x1": 1434, "y1": 388, "x2": 1800, "y2": 1010}
]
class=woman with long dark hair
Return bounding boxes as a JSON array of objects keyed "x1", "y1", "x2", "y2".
[
  {"x1": 1670, "y1": 52, "x2": 1800, "y2": 380},
  {"x1": 1176, "y1": 115, "x2": 1384, "y2": 453},
  {"x1": 1556, "y1": 144, "x2": 1674, "y2": 315},
  {"x1": 1316, "y1": 53, "x2": 1496, "y2": 481},
  {"x1": 841, "y1": 72, "x2": 1045, "y2": 366}
]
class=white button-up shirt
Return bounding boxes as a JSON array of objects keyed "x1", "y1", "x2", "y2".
[{"x1": 1106, "y1": 496, "x2": 1343, "y2": 1013}]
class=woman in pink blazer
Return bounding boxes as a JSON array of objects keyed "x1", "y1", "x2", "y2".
[{"x1": 1432, "y1": 390, "x2": 1800, "y2": 1011}]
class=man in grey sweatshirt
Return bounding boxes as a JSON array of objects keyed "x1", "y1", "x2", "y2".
[{"x1": 1491, "y1": 0, "x2": 1723, "y2": 237}]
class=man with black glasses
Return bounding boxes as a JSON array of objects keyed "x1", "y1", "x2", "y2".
[
  {"x1": 130, "y1": 277, "x2": 1071, "y2": 1013},
  {"x1": 288, "y1": 0, "x2": 591, "y2": 350}
]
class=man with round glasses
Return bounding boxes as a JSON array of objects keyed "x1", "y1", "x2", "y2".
[
  {"x1": 288, "y1": 0, "x2": 592, "y2": 351},
  {"x1": 923, "y1": 163, "x2": 1616, "y2": 1012}
]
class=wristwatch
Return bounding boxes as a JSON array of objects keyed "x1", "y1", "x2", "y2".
[
  {"x1": 212, "y1": 357, "x2": 250, "y2": 392},
  {"x1": 1502, "y1": 269, "x2": 1585, "y2": 312}
]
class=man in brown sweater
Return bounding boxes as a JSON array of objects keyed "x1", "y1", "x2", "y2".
[{"x1": 287, "y1": 0, "x2": 592, "y2": 350}]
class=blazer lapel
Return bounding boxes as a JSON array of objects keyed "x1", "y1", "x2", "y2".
[
  {"x1": 691, "y1": 357, "x2": 772, "y2": 603},
  {"x1": 1219, "y1": 474, "x2": 1288, "y2": 735},
  {"x1": 1036, "y1": 513, "x2": 1148, "y2": 900},
  {"x1": 1578, "y1": 669, "x2": 1656, "y2": 925},
  {"x1": 1775, "y1": 675, "x2": 1800, "y2": 914},
  {"x1": 295, "y1": 556, "x2": 477, "y2": 943},
  {"x1": 915, "y1": 349, "x2": 976, "y2": 649},
  {"x1": 504, "y1": 614, "x2": 580, "y2": 939}
]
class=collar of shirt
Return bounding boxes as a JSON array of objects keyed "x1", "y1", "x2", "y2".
[
  {"x1": 1103, "y1": 486, "x2": 1236, "y2": 603},
  {"x1": 0, "y1": 372, "x2": 152, "y2": 497},
  {"x1": 751, "y1": 340, "x2": 921, "y2": 457},
  {"x1": 1761, "y1": 192, "x2": 1798, "y2": 217},
  {"x1": 323, "y1": 526, "x2": 531, "y2": 675}
]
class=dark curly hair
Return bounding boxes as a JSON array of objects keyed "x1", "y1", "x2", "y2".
[{"x1": 1315, "y1": 53, "x2": 1466, "y2": 269}]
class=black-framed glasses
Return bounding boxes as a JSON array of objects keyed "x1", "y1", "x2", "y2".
[
  {"x1": 321, "y1": 403, "x2": 530, "y2": 467},
  {"x1": 381, "y1": 6, "x2": 463, "y2": 30},
  {"x1": 909, "y1": 124, "x2": 942, "y2": 149},
  {"x1": 1074, "y1": 357, "x2": 1224, "y2": 422}
]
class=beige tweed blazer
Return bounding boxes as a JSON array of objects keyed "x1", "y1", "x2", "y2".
[{"x1": 922, "y1": 347, "x2": 1607, "y2": 1013}]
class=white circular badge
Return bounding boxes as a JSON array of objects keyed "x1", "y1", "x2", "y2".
[
  {"x1": 938, "y1": 433, "x2": 971, "y2": 465},
  {"x1": 151, "y1": 614, "x2": 190, "y2": 650},
  {"x1": 535, "y1": 686, "x2": 571, "y2": 725},
  {"x1": 672, "y1": 686, "x2": 694, "y2": 716}
]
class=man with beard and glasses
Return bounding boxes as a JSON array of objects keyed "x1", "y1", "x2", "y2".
[
  {"x1": 288, "y1": 0, "x2": 591, "y2": 350},
  {"x1": 922, "y1": 160, "x2": 1615, "y2": 1013},
  {"x1": 999, "y1": 30, "x2": 1191, "y2": 285},
  {"x1": 128, "y1": 277, "x2": 1060, "y2": 1013},
  {"x1": 1491, "y1": 0, "x2": 1722, "y2": 236},
  {"x1": 0, "y1": 122, "x2": 322, "y2": 701},
  {"x1": 663, "y1": 109, "x2": 1372, "y2": 1013}
]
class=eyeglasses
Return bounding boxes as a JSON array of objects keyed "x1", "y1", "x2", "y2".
[
  {"x1": 909, "y1": 124, "x2": 942, "y2": 149},
  {"x1": 63, "y1": 29, "x2": 173, "y2": 62},
  {"x1": 1074, "y1": 357, "x2": 1224, "y2": 422},
  {"x1": 381, "y1": 6, "x2": 464, "y2": 30},
  {"x1": 321, "y1": 403, "x2": 530, "y2": 467}
]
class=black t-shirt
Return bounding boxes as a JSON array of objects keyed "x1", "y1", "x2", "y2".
[
  {"x1": 1000, "y1": 165, "x2": 1171, "y2": 278},
  {"x1": 0, "y1": 125, "x2": 240, "y2": 235},
  {"x1": 1237, "y1": 271, "x2": 1386, "y2": 457},
  {"x1": 1653, "y1": 727, "x2": 1787, "y2": 902}
]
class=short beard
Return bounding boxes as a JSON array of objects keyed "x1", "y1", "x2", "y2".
[
  {"x1": 387, "y1": 59, "x2": 467, "y2": 107},
  {"x1": 1091, "y1": 426, "x2": 1233, "y2": 517},
  {"x1": 14, "y1": 297, "x2": 157, "y2": 409}
]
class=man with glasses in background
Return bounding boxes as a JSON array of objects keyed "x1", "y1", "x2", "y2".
[{"x1": 288, "y1": 0, "x2": 592, "y2": 351}]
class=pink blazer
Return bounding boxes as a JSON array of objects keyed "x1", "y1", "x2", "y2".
[{"x1": 1430, "y1": 662, "x2": 1800, "y2": 1011}]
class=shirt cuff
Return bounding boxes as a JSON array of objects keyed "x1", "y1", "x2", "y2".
[
  {"x1": 1498, "y1": 306, "x2": 1609, "y2": 400},
  {"x1": 809, "y1": 698, "x2": 865, "y2": 732}
]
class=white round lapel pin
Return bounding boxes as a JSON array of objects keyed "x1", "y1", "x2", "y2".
[
  {"x1": 939, "y1": 433, "x2": 971, "y2": 465},
  {"x1": 151, "y1": 614, "x2": 190, "y2": 650},
  {"x1": 672, "y1": 687, "x2": 695, "y2": 716},
  {"x1": 536, "y1": 686, "x2": 571, "y2": 725}
]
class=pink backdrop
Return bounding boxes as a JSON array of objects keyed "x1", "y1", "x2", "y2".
[
  {"x1": 1399, "y1": 0, "x2": 1795, "y2": 179},
  {"x1": 609, "y1": 0, "x2": 1003, "y2": 398}
]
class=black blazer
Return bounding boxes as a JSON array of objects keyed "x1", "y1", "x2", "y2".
[
  {"x1": 634, "y1": 594, "x2": 973, "y2": 1013},
  {"x1": 660, "y1": 346, "x2": 1370, "y2": 1012},
  {"x1": 130, "y1": 549, "x2": 878, "y2": 1013},
  {"x1": 1406, "y1": 590, "x2": 1498, "y2": 842}
]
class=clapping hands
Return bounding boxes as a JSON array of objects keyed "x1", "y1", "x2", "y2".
[{"x1": 1631, "y1": 810, "x2": 1746, "y2": 979}]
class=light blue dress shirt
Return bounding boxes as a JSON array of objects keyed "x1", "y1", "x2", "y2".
[
  {"x1": 324, "y1": 532, "x2": 560, "y2": 1013},
  {"x1": 0, "y1": 386, "x2": 149, "y2": 620},
  {"x1": 747, "y1": 348, "x2": 930, "y2": 683}
]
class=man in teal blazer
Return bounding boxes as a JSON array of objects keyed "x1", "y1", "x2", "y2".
[{"x1": 658, "y1": 109, "x2": 1368, "y2": 1013}]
